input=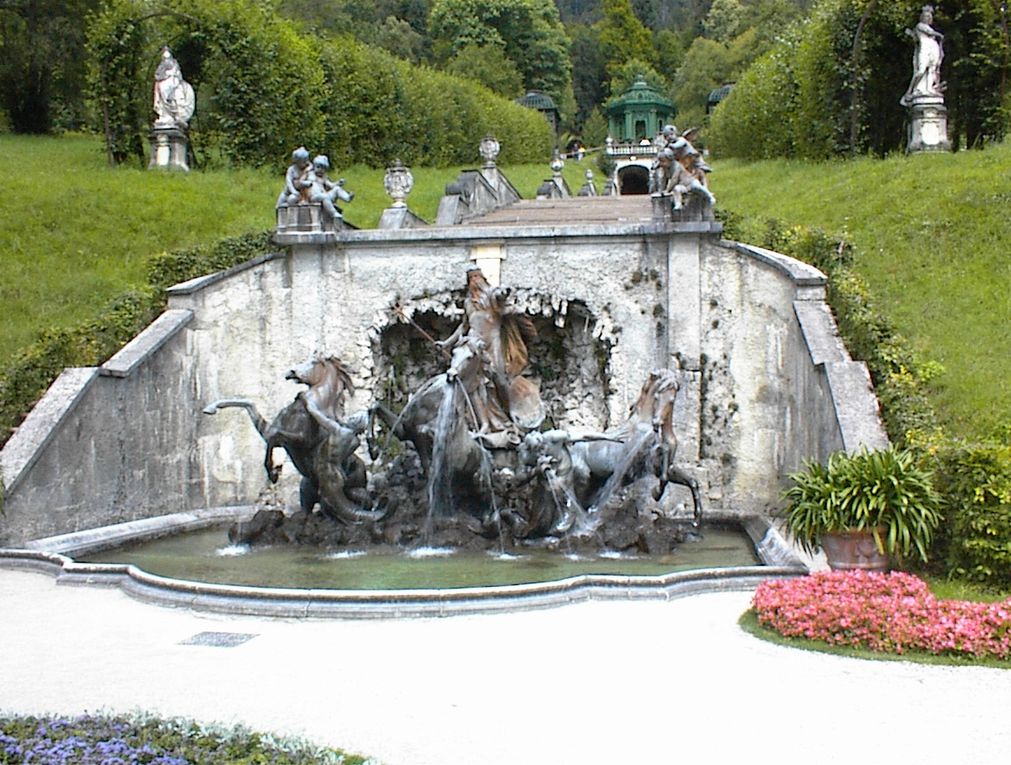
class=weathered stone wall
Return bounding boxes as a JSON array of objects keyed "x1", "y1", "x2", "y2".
[{"x1": 0, "y1": 222, "x2": 887, "y2": 545}]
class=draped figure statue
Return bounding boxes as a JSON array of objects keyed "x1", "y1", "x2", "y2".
[{"x1": 901, "y1": 5, "x2": 945, "y2": 106}]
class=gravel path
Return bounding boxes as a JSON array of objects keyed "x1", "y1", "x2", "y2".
[{"x1": 1, "y1": 568, "x2": 1008, "y2": 765}]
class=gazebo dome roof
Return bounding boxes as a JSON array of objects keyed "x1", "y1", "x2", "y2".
[
  {"x1": 517, "y1": 90, "x2": 558, "y2": 112},
  {"x1": 606, "y1": 77, "x2": 674, "y2": 115}
]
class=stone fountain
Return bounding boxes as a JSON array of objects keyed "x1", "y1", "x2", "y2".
[{"x1": 204, "y1": 264, "x2": 703, "y2": 556}]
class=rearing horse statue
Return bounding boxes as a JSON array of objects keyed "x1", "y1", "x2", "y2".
[{"x1": 202, "y1": 355, "x2": 387, "y2": 524}]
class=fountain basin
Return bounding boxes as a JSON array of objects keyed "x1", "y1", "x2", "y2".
[{"x1": 0, "y1": 508, "x2": 807, "y2": 618}]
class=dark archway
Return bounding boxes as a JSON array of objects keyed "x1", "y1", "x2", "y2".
[{"x1": 618, "y1": 165, "x2": 649, "y2": 195}]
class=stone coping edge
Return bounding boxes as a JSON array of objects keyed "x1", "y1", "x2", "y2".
[
  {"x1": 273, "y1": 220, "x2": 722, "y2": 247},
  {"x1": 0, "y1": 368, "x2": 100, "y2": 496},
  {"x1": 728, "y1": 241, "x2": 827, "y2": 287},
  {"x1": 101, "y1": 309, "x2": 194, "y2": 378},
  {"x1": 166, "y1": 252, "x2": 286, "y2": 297},
  {"x1": 0, "y1": 509, "x2": 808, "y2": 620}
]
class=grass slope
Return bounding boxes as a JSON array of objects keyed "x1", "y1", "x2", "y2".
[
  {"x1": 0, "y1": 133, "x2": 595, "y2": 362},
  {"x1": 715, "y1": 146, "x2": 1011, "y2": 437}
]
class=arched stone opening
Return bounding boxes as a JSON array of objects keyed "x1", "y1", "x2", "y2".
[{"x1": 618, "y1": 165, "x2": 650, "y2": 195}]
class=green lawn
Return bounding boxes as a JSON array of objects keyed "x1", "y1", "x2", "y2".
[
  {"x1": 714, "y1": 147, "x2": 1011, "y2": 438},
  {"x1": 0, "y1": 133, "x2": 595, "y2": 362}
]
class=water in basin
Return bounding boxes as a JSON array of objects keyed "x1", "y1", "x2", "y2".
[{"x1": 82, "y1": 524, "x2": 759, "y2": 590}]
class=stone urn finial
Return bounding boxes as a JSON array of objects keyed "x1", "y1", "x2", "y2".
[
  {"x1": 550, "y1": 148, "x2": 564, "y2": 178},
  {"x1": 384, "y1": 159, "x2": 414, "y2": 208},
  {"x1": 479, "y1": 135, "x2": 500, "y2": 168}
]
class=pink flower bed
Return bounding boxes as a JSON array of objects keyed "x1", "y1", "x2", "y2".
[{"x1": 752, "y1": 570, "x2": 1011, "y2": 660}]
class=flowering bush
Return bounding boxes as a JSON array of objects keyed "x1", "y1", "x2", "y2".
[
  {"x1": 753, "y1": 571, "x2": 1011, "y2": 660},
  {"x1": 0, "y1": 713, "x2": 362, "y2": 764}
]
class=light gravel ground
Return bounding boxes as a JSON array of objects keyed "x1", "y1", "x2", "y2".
[{"x1": 1, "y1": 568, "x2": 1009, "y2": 765}]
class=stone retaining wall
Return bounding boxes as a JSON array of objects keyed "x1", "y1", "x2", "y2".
[{"x1": 0, "y1": 221, "x2": 887, "y2": 545}]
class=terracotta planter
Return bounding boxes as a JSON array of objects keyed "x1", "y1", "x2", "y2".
[{"x1": 822, "y1": 529, "x2": 889, "y2": 571}]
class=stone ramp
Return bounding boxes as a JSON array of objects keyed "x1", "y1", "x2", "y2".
[{"x1": 468, "y1": 195, "x2": 654, "y2": 226}]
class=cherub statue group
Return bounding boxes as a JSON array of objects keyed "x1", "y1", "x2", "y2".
[
  {"x1": 649, "y1": 125, "x2": 715, "y2": 211},
  {"x1": 276, "y1": 146, "x2": 355, "y2": 226}
]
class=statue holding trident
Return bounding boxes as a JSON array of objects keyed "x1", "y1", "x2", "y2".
[{"x1": 901, "y1": 5, "x2": 945, "y2": 107}]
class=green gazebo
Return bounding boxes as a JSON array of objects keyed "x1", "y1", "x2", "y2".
[
  {"x1": 605, "y1": 77, "x2": 675, "y2": 143},
  {"x1": 516, "y1": 90, "x2": 560, "y2": 134}
]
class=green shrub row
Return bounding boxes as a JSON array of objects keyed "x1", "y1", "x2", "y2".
[
  {"x1": 87, "y1": 0, "x2": 552, "y2": 169},
  {"x1": 0, "y1": 232, "x2": 273, "y2": 455},
  {"x1": 719, "y1": 211, "x2": 1011, "y2": 584}
]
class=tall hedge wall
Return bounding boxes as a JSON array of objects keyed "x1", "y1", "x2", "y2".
[
  {"x1": 709, "y1": 0, "x2": 1011, "y2": 159},
  {"x1": 86, "y1": 0, "x2": 552, "y2": 169}
]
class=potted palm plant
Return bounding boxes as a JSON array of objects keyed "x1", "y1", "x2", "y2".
[{"x1": 781, "y1": 446, "x2": 942, "y2": 570}]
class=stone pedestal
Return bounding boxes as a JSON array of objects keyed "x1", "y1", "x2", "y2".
[
  {"x1": 276, "y1": 204, "x2": 324, "y2": 234},
  {"x1": 148, "y1": 125, "x2": 190, "y2": 171},
  {"x1": 906, "y1": 96, "x2": 951, "y2": 153}
]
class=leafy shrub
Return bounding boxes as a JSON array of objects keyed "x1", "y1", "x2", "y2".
[
  {"x1": 754, "y1": 570, "x2": 1011, "y2": 660},
  {"x1": 742, "y1": 217, "x2": 1010, "y2": 583},
  {"x1": 0, "y1": 713, "x2": 365, "y2": 764},
  {"x1": 707, "y1": 30, "x2": 799, "y2": 160},
  {"x1": 932, "y1": 440, "x2": 1011, "y2": 585},
  {"x1": 782, "y1": 447, "x2": 942, "y2": 562}
]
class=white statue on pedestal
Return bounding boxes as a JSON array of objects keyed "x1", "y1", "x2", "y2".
[
  {"x1": 901, "y1": 5, "x2": 944, "y2": 106},
  {"x1": 153, "y1": 47, "x2": 195, "y2": 128}
]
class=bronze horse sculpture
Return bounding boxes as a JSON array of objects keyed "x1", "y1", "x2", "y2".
[
  {"x1": 518, "y1": 368, "x2": 703, "y2": 531},
  {"x1": 203, "y1": 356, "x2": 387, "y2": 524},
  {"x1": 369, "y1": 336, "x2": 495, "y2": 519}
]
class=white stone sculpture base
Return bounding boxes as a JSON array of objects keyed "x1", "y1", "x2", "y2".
[
  {"x1": 148, "y1": 126, "x2": 190, "y2": 171},
  {"x1": 906, "y1": 96, "x2": 951, "y2": 153}
]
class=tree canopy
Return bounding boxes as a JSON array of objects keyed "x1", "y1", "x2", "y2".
[{"x1": 428, "y1": 0, "x2": 573, "y2": 116}]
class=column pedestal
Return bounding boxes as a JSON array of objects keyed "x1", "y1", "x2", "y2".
[
  {"x1": 148, "y1": 125, "x2": 190, "y2": 171},
  {"x1": 906, "y1": 96, "x2": 951, "y2": 153}
]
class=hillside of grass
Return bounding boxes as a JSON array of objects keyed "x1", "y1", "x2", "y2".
[
  {"x1": 0, "y1": 134, "x2": 595, "y2": 362},
  {"x1": 715, "y1": 146, "x2": 1011, "y2": 438}
]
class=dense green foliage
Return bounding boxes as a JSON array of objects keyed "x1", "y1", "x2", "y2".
[
  {"x1": 782, "y1": 447, "x2": 942, "y2": 562},
  {"x1": 0, "y1": 0, "x2": 101, "y2": 133},
  {"x1": 429, "y1": 0, "x2": 574, "y2": 116},
  {"x1": 85, "y1": 0, "x2": 551, "y2": 169},
  {"x1": 711, "y1": 0, "x2": 1011, "y2": 158},
  {"x1": 0, "y1": 713, "x2": 365, "y2": 764},
  {"x1": 931, "y1": 440, "x2": 1011, "y2": 585}
]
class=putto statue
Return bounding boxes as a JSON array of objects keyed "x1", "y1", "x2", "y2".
[
  {"x1": 153, "y1": 47, "x2": 195, "y2": 128},
  {"x1": 901, "y1": 5, "x2": 945, "y2": 106},
  {"x1": 276, "y1": 146, "x2": 312, "y2": 208},
  {"x1": 275, "y1": 147, "x2": 355, "y2": 230},
  {"x1": 309, "y1": 155, "x2": 354, "y2": 225}
]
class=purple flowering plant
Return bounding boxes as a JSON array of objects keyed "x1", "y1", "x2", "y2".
[
  {"x1": 753, "y1": 570, "x2": 1011, "y2": 661},
  {"x1": 0, "y1": 713, "x2": 364, "y2": 764}
]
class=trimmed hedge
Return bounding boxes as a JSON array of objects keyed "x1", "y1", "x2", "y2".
[
  {"x1": 710, "y1": 0, "x2": 1011, "y2": 158},
  {"x1": 86, "y1": 0, "x2": 552, "y2": 169}
]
